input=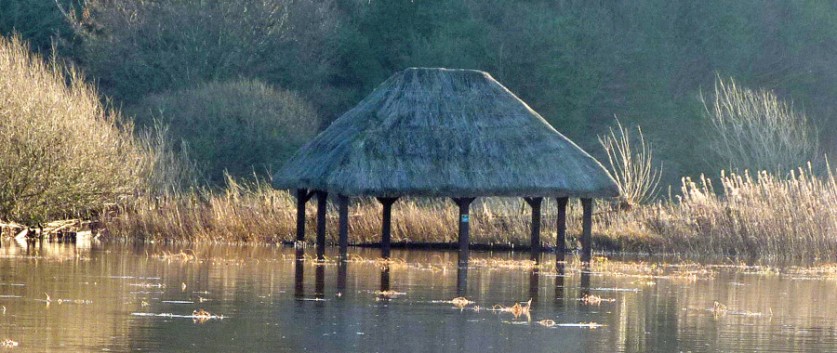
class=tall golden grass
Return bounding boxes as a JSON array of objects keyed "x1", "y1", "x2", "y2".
[
  {"x1": 104, "y1": 164, "x2": 837, "y2": 261},
  {"x1": 638, "y1": 163, "x2": 837, "y2": 261}
]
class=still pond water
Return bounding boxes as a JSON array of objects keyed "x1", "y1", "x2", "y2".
[{"x1": 1, "y1": 240, "x2": 837, "y2": 352}]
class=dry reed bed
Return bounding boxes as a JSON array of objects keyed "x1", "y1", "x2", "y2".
[
  {"x1": 106, "y1": 177, "x2": 594, "y2": 247},
  {"x1": 621, "y1": 165, "x2": 837, "y2": 261},
  {"x1": 107, "y1": 166, "x2": 837, "y2": 260}
]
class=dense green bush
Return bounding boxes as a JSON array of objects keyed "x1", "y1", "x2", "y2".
[
  {"x1": 133, "y1": 80, "x2": 320, "y2": 184},
  {"x1": 71, "y1": 0, "x2": 340, "y2": 107},
  {"x1": 0, "y1": 36, "x2": 146, "y2": 222}
]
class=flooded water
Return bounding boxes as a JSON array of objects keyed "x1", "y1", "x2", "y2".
[{"x1": 1, "y1": 240, "x2": 837, "y2": 352}]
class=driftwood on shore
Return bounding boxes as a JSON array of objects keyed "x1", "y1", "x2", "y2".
[{"x1": 0, "y1": 219, "x2": 95, "y2": 240}]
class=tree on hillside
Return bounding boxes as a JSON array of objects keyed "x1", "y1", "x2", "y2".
[
  {"x1": 0, "y1": 0, "x2": 79, "y2": 54},
  {"x1": 69, "y1": 0, "x2": 340, "y2": 111}
]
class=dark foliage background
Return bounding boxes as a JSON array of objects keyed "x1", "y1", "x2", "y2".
[{"x1": 3, "y1": 0, "x2": 835, "y2": 185}]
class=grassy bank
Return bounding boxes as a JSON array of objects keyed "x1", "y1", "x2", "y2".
[{"x1": 103, "y1": 164, "x2": 837, "y2": 262}]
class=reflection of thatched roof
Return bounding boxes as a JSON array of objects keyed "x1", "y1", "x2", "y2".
[{"x1": 273, "y1": 68, "x2": 619, "y2": 198}]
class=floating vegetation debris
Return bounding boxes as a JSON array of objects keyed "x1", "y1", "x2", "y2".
[
  {"x1": 537, "y1": 319, "x2": 556, "y2": 327},
  {"x1": 375, "y1": 290, "x2": 406, "y2": 300},
  {"x1": 555, "y1": 322, "x2": 606, "y2": 329},
  {"x1": 582, "y1": 294, "x2": 601, "y2": 305},
  {"x1": 129, "y1": 283, "x2": 166, "y2": 289},
  {"x1": 449, "y1": 297, "x2": 473, "y2": 308},
  {"x1": 590, "y1": 287, "x2": 640, "y2": 293},
  {"x1": 708, "y1": 301, "x2": 772, "y2": 318},
  {"x1": 156, "y1": 250, "x2": 197, "y2": 262},
  {"x1": 0, "y1": 339, "x2": 18, "y2": 348},
  {"x1": 192, "y1": 309, "x2": 213, "y2": 324},
  {"x1": 580, "y1": 294, "x2": 615, "y2": 305},
  {"x1": 492, "y1": 299, "x2": 532, "y2": 320},
  {"x1": 131, "y1": 311, "x2": 225, "y2": 321},
  {"x1": 37, "y1": 293, "x2": 92, "y2": 305},
  {"x1": 431, "y1": 297, "x2": 475, "y2": 309}
]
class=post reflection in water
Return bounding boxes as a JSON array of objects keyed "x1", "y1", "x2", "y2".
[
  {"x1": 529, "y1": 252, "x2": 541, "y2": 302},
  {"x1": 337, "y1": 260, "x2": 348, "y2": 296},
  {"x1": 456, "y1": 264, "x2": 468, "y2": 297},
  {"x1": 294, "y1": 248, "x2": 305, "y2": 299},
  {"x1": 24, "y1": 239, "x2": 43, "y2": 256},
  {"x1": 315, "y1": 265, "x2": 325, "y2": 299},
  {"x1": 580, "y1": 262, "x2": 591, "y2": 298},
  {"x1": 380, "y1": 264, "x2": 391, "y2": 293},
  {"x1": 529, "y1": 268, "x2": 539, "y2": 303},
  {"x1": 555, "y1": 263, "x2": 566, "y2": 308}
]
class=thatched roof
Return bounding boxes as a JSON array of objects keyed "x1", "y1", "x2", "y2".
[{"x1": 273, "y1": 68, "x2": 620, "y2": 199}]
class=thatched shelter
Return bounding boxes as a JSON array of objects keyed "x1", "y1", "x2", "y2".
[{"x1": 273, "y1": 68, "x2": 619, "y2": 262}]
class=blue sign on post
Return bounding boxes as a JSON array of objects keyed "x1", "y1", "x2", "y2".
[{"x1": 461, "y1": 214, "x2": 469, "y2": 223}]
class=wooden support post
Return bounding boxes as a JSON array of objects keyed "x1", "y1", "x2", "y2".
[
  {"x1": 315, "y1": 190, "x2": 328, "y2": 261},
  {"x1": 453, "y1": 197, "x2": 476, "y2": 265},
  {"x1": 556, "y1": 197, "x2": 568, "y2": 254},
  {"x1": 295, "y1": 189, "x2": 312, "y2": 242},
  {"x1": 376, "y1": 197, "x2": 398, "y2": 259},
  {"x1": 524, "y1": 197, "x2": 543, "y2": 255},
  {"x1": 338, "y1": 195, "x2": 349, "y2": 260},
  {"x1": 581, "y1": 198, "x2": 593, "y2": 262}
]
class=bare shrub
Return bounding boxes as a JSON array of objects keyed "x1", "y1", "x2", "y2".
[
  {"x1": 702, "y1": 76, "x2": 818, "y2": 173},
  {"x1": 136, "y1": 122, "x2": 202, "y2": 196},
  {"x1": 0, "y1": 35, "x2": 146, "y2": 222},
  {"x1": 598, "y1": 118, "x2": 662, "y2": 205}
]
